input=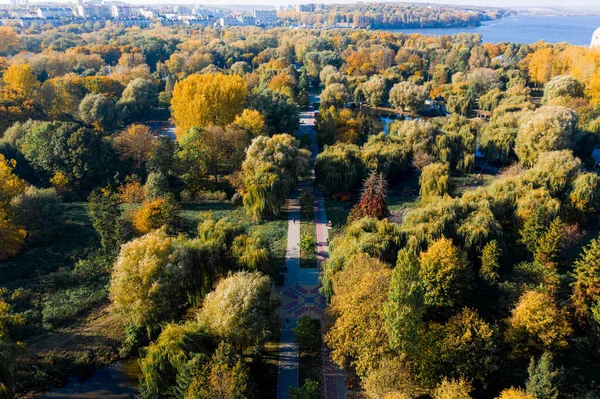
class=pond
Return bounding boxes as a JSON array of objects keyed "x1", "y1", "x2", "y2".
[{"x1": 40, "y1": 359, "x2": 140, "y2": 399}]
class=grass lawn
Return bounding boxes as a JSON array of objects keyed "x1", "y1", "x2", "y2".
[{"x1": 300, "y1": 221, "x2": 317, "y2": 269}]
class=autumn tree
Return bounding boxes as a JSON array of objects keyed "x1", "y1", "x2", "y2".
[
  {"x1": 349, "y1": 171, "x2": 390, "y2": 220},
  {"x1": 113, "y1": 124, "x2": 155, "y2": 167},
  {"x1": 514, "y1": 106, "x2": 578, "y2": 166},
  {"x1": 133, "y1": 196, "x2": 179, "y2": 235},
  {"x1": 506, "y1": 290, "x2": 572, "y2": 356},
  {"x1": 197, "y1": 271, "x2": 280, "y2": 349},
  {"x1": 321, "y1": 83, "x2": 349, "y2": 108},
  {"x1": 480, "y1": 240, "x2": 501, "y2": 283},
  {"x1": 325, "y1": 254, "x2": 392, "y2": 377},
  {"x1": 171, "y1": 73, "x2": 248, "y2": 137},
  {"x1": 233, "y1": 109, "x2": 266, "y2": 137},
  {"x1": 419, "y1": 237, "x2": 471, "y2": 311},
  {"x1": 300, "y1": 188, "x2": 315, "y2": 220},
  {"x1": 2, "y1": 64, "x2": 39, "y2": 100},
  {"x1": 389, "y1": 81, "x2": 428, "y2": 114},
  {"x1": 432, "y1": 378, "x2": 473, "y2": 399},
  {"x1": 496, "y1": 388, "x2": 536, "y2": 399}
]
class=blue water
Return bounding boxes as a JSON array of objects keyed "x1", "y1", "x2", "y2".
[{"x1": 383, "y1": 14, "x2": 600, "y2": 45}]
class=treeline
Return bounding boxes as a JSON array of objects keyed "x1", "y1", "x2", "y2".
[{"x1": 278, "y1": 3, "x2": 511, "y2": 29}]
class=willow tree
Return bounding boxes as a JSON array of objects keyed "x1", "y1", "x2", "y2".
[
  {"x1": 514, "y1": 106, "x2": 578, "y2": 166},
  {"x1": 242, "y1": 160, "x2": 289, "y2": 220},
  {"x1": 315, "y1": 143, "x2": 362, "y2": 193},
  {"x1": 420, "y1": 162, "x2": 450, "y2": 199},
  {"x1": 197, "y1": 271, "x2": 280, "y2": 349}
]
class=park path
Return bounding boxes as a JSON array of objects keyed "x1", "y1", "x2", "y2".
[{"x1": 276, "y1": 102, "x2": 346, "y2": 398}]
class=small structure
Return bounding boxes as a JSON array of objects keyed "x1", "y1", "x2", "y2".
[{"x1": 592, "y1": 27, "x2": 600, "y2": 48}]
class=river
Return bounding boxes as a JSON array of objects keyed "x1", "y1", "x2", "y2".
[{"x1": 382, "y1": 14, "x2": 600, "y2": 45}]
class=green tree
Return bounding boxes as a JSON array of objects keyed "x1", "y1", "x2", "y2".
[
  {"x1": 10, "y1": 187, "x2": 63, "y2": 244},
  {"x1": 88, "y1": 189, "x2": 125, "y2": 257},
  {"x1": 109, "y1": 229, "x2": 196, "y2": 332},
  {"x1": 293, "y1": 316, "x2": 321, "y2": 351},
  {"x1": 300, "y1": 233, "x2": 316, "y2": 254},
  {"x1": 144, "y1": 171, "x2": 169, "y2": 200},
  {"x1": 78, "y1": 93, "x2": 116, "y2": 130},
  {"x1": 320, "y1": 83, "x2": 349, "y2": 108},
  {"x1": 247, "y1": 89, "x2": 299, "y2": 135},
  {"x1": 542, "y1": 75, "x2": 584, "y2": 104},
  {"x1": 514, "y1": 106, "x2": 578, "y2": 166},
  {"x1": 480, "y1": 240, "x2": 501, "y2": 283},
  {"x1": 361, "y1": 75, "x2": 387, "y2": 106},
  {"x1": 300, "y1": 188, "x2": 315, "y2": 220},
  {"x1": 572, "y1": 238, "x2": 600, "y2": 323},
  {"x1": 384, "y1": 249, "x2": 424, "y2": 357},
  {"x1": 526, "y1": 352, "x2": 559, "y2": 399},
  {"x1": 289, "y1": 379, "x2": 320, "y2": 399}
]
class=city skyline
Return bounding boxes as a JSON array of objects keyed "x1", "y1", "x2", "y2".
[{"x1": 2, "y1": 0, "x2": 600, "y2": 8}]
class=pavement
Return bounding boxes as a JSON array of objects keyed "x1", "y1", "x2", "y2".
[{"x1": 276, "y1": 102, "x2": 346, "y2": 399}]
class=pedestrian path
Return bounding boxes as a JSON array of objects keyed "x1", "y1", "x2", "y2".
[{"x1": 276, "y1": 105, "x2": 346, "y2": 399}]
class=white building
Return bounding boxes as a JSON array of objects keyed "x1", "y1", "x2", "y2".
[
  {"x1": 592, "y1": 27, "x2": 600, "y2": 48},
  {"x1": 111, "y1": 4, "x2": 133, "y2": 18},
  {"x1": 253, "y1": 9, "x2": 277, "y2": 25},
  {"x1": 78, "y1": 4, "x2": 111, "y2": 18},
  {"x1": 37, "y1": 7, "x2": 74, "y2": 18}
]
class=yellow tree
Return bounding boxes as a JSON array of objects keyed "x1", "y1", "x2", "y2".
[
  {"x1": 586, "y1": 70, "x2": 600, "y2": 107},
  {"x1": 0, "y1": 27, "x2": 19, "y2": 56},
  {"x1": 2, "y1": 64, "x2": 39, "y2": 100},
  {"x1": 171, "y1": 73, "x2": 248, "y2": 138},
  {"x1": 506, "y1": 290, "x2": 572, "y2": 356},
  {"x1": 0, "y1": 155, "x2": 27, "y2": 260},
  {"x1": 234, "y1": 109, "x2": 266, "y2": 137},
  {"x1": 495, "y1": 388, "x2": 535, "y2": 399},
  {"x1": 527, "y1": 48, "x2": 553, "y2": 86},
  {"x1": 325, "y1": 254, "x2": 392, "y2": 377}
]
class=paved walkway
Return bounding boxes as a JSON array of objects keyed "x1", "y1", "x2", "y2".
[{"x1": 277, "y1": 100, "x2": 346, "y2": 399}]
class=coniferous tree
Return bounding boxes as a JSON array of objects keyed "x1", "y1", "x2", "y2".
[{"x1": 526, "y1": 352, "x2": 559, "y2": 399}]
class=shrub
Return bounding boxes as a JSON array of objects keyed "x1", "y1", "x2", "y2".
[{"x1": 300, "y1": 233, "x2": 317, "y2": 254}]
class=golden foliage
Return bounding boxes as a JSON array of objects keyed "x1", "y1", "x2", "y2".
[
  {"x1": 506, "y1": 290, "x2": 572, "y2": 355},
  {"x1": 2, "y1": 64, "x2": 39, "y2": 100},
  {"x1": 325, "y1": 254, "x2": 392, "y2": 377},
  {"x1": 234, "y1": 109, "x2": 266, "y2": 137},
  {"x1": 495, "y1": 388, "x2": 536, "y2": 399},
  {"x1": 171, "y1": 73, "x2": 248, "y2": 138}
]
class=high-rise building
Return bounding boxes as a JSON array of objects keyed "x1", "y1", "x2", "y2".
[{"x1": 253, "y1": 9, "x2": 277, "y2": 25}]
